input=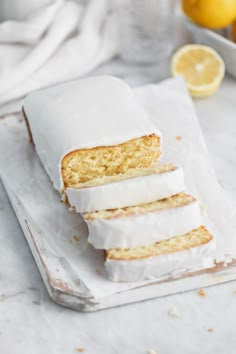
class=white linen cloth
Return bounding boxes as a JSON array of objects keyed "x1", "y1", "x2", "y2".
[{"x1": 0, "y1": 0, "x2": 119, "y2": 116}]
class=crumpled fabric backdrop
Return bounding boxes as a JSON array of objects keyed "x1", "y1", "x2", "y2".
[{"x1": 0, "y1": 0, "x2": 121, "y2": 116}]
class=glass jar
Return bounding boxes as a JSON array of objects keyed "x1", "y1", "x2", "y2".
[{"x1": 119, "y1": 0, "x2": 178, "y2": 64}]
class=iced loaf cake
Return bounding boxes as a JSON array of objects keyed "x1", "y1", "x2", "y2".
[
  {"x1": 22, "y1": 75, "x2": 215, "y2": 283},
  {"x1": 84, "y1": 193, "x2": 203, "y2": 249},
  {"x1": 67, "y1": 163, "x2": 185, "y2": 213},
  {"x1": 106, "y1": 226, "x2": 215, "y2": 282},
  {"x1": 23, "y1": 76, "x2": 162, "y2": 208}
]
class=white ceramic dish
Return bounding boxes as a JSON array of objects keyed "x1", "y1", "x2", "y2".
[{"x1": 187, "y1": 21, "x2": 236, "y2": 78}]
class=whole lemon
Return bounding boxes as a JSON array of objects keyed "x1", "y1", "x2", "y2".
[
  {"x1": 182, "y1": 0, "x2": 236, "y2": 29},
  {"x1": 232, "y1": 20, "x2": 236, "y2": 41}
]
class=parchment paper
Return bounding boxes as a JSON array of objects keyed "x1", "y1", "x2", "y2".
[{"x1": 0, "y1": 77, "x2": 236, "y2": 299}]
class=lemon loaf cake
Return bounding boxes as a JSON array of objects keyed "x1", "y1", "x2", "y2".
[
  {"x1": 66, "y1": 164, "x2": 185, "y2": 213},
  {"x1": 23, "y1": 76, "x2": 161, "y2": 195},
  {"x1": 84, "y1": 193, "x2": 203, "y2": 249},
  {"x1": 105, "y1": 226, "x2": 215, "y2": 282}
]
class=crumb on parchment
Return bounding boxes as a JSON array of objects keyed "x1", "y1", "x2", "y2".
[
  {"x1": 148, "y1": 350, "x2": 157, "y2": 354},
  {"x1": 176, "y1": 136, "x2": 182, "y2": 140},
  {"x1": 73, "y1": 235, "x2": 80, "y2": 243},
  {"x1": 198, "y1": 289, "x2": 206, "y2": 297},
  {"x1": 200, "y1": 204, "x2": 208, "y2": 212},
  {"x1": 208, "y1": 328, "x2": 214, "y2": 333},
  {"x1": 69, "y1": 235, "x2": 80, "y2": 244},
  {"x1": 76, "y1": 348, "x2": 85, "y2": 353},
  {"x1": 168, "y1": 307, "x2": 181, "y2": 318}
]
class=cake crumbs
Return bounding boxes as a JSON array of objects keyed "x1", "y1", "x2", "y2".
[
  {"x1": 168, "y1": 307, "x2": 181, "y2": 318},
  {"x1": 95, "y1": 269, "x2": 101, "y2": 274},
  {"x1": 200, "y1": 204, "x2": 208, "y2": 212},
  {"x1": 73, "y1": 235, "x2": 80, "y2": 243},
  {"x1": 232, "y1": 290, "x2": 236, "y2": 294},
  {"x1": 148, "y1": 350, "x2": 157, "y2": 354},
  {"x1": 76, "y1": 348, "x2": 85, "y2": 353},
  {"x1": 208, "y1": 328, "x2": 214, "y2": 333},
  {"x1": 69, "y1": 235, "x2": 80, "y2": 244},
  {"x1": 176, "y1": 135, "x2": 182, "y2": 141},
  {"x1": 198, "y1": 289, "x2": 206, "y2": 297}
]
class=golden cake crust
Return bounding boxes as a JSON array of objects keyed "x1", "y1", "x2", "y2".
[
  {"x1": 106, "y1": 226, "x2": 213, "y2": 260},
  {"x1": 84, "y1": 192, "x2": 196, "y2": 221},
  {"x1": 69, "y1": 163, "x2": 176, "y2": 189}
]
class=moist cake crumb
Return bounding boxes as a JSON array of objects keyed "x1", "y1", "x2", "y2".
[
  {"x1": 62, "y1": 135, "x2": 161, "y2": 188},
  {"x1": 198, "y1": 289, "x2": 206, "y2": 297},
  {"x1": 73, "y1": 235, "x2": 80, "y2": 243}
]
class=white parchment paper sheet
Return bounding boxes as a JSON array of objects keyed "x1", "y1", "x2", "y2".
[{"x1": 0, "y1": 77, "x2": 236, "y2": 299}]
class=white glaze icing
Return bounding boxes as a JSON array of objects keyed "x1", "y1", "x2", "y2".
[
  {"x1": 105, "y1": 238, "x2": 216, "y2": 282},
  {"x1": 86, "y1": 200, "x2": 203, "y2": 249},
  {"x1": 66, "y1": 166, "x2": 185, "y2": 213},
  {"x1": 23, "y1": 75, "x2": 161, "y2": 191}
]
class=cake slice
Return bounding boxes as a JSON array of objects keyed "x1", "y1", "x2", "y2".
[
  {"x1": 23, "y1": 75, "x2": 161, "y2": 194},
  {"x1": 105, "y1": 226, "x2": 215, "y2": 282},
  {"x1": 84, "y1": 192, "x2": 203, "y2": 249},
  {"x1": 66, "y1": 163, "x2": 185, "y2": 213}
]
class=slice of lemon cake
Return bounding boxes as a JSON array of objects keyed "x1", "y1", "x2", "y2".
[
  {"x1": 105, "y1": 226, "x2": 215, "y2": 282},
  {"x1": 84, "y1": 193, "x2": 203, "y2": 250},
  {"x1": 23, "y1": 76, "x2": 161, "y2": 195},
  {"x1": 66, "y1": 164, "x2": 185, "y2": 213}
]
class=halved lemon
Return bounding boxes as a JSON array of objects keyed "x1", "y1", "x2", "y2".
[{"x1": 171, "y1": 44, "x2": 225, "y2": 98}]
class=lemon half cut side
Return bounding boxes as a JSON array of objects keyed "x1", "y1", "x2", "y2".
[{"x1": 171, "y1": 44, "x2": 225, "y2": 98}]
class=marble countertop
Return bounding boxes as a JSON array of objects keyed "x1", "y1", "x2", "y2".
[{"x1": 1, "y1": 69, "x2": 236, "y2": 354}]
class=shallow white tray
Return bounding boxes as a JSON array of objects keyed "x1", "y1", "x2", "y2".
[{"x1": 187, "y1": 21, "x2": 236, "y2": 78}]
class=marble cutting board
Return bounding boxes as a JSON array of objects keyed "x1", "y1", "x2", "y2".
[{"x1": 1, "y1": 77, "x2": 236, "y2": 312}]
